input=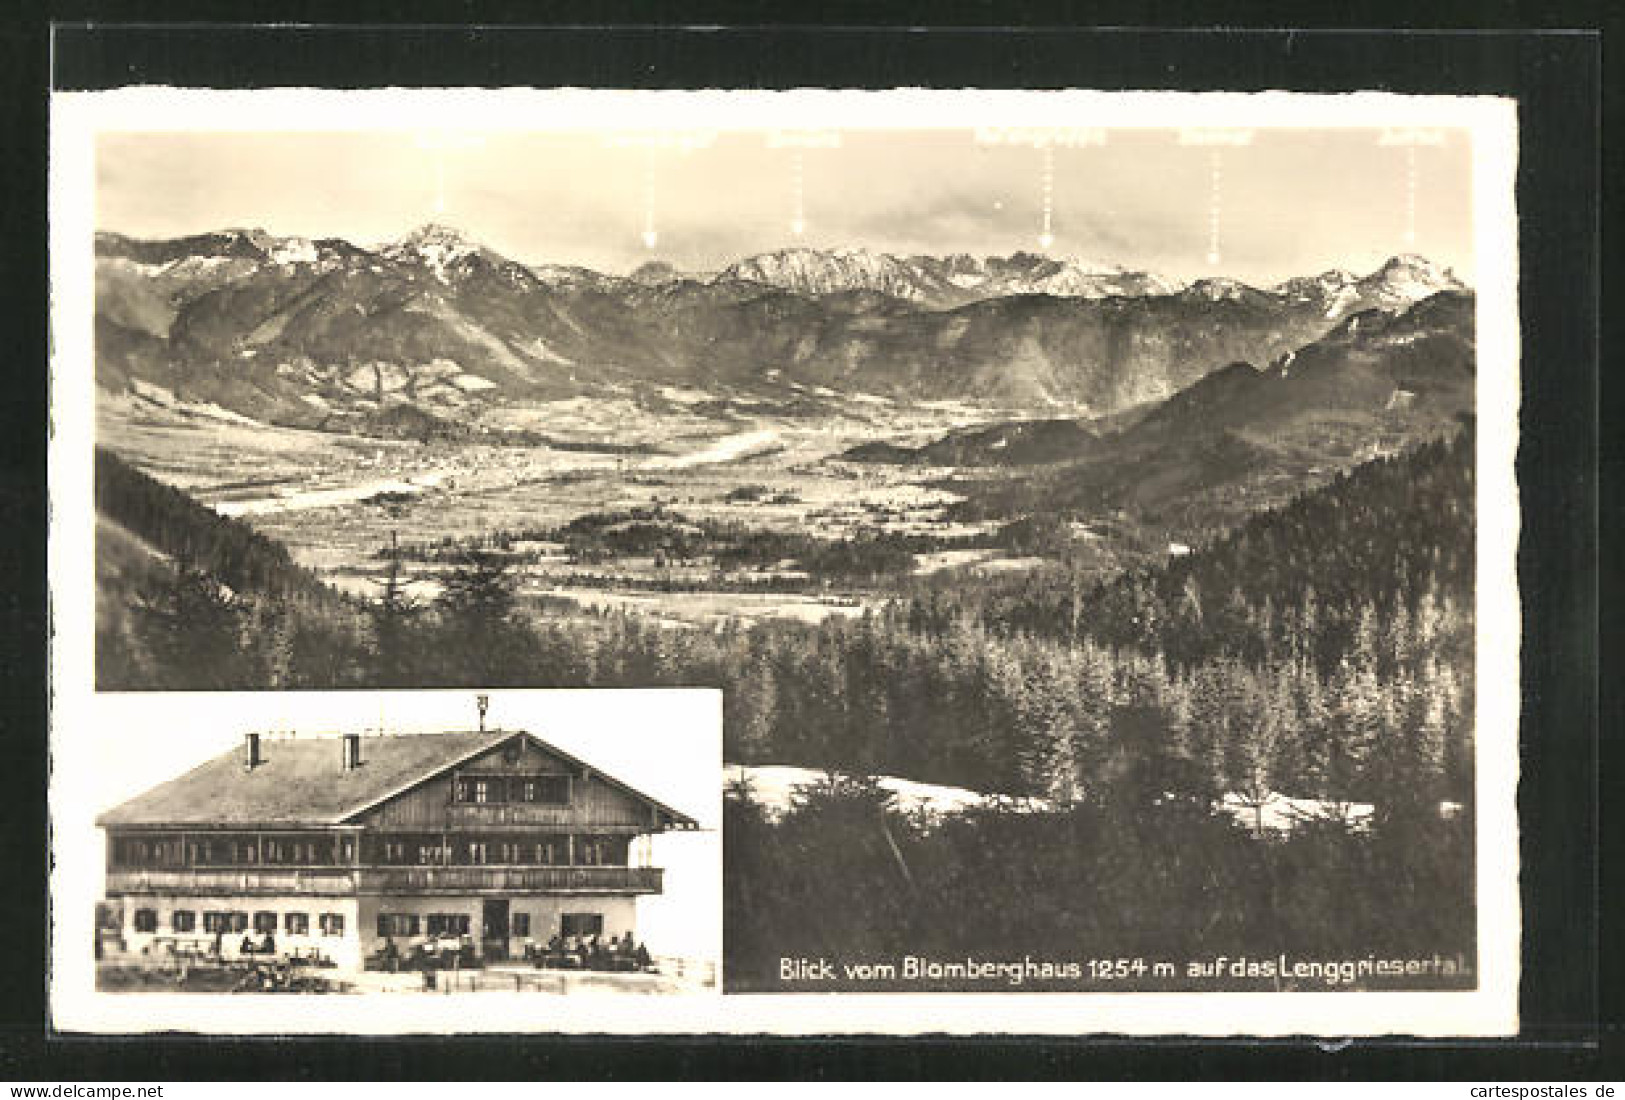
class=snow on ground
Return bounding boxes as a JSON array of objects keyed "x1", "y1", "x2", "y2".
[
  {"x1": 270, "y1": 237, "x2": 318, "y2": 265},
  {"x1": 1217, "y1": 791, "x2": 1375, "y2": 834},
  {"x1": 725, "y1": 764, "x2": 1042, "y2": 821},
  {"x1": 729, "y1": 767, "x2": 1395, "y2": 838}
]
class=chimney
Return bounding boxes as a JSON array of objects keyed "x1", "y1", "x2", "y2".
[
  {"x1": 243, "y1": 732, "x2": 263, "y2": 770},
  {"x1": 476, "y1": 694, "x2": 489, "y2": 732},
  {"x1": 341, "y1": 733, "x2": 362, "y2": 771}
]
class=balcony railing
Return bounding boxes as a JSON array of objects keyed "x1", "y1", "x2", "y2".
[
  {"x1": 357, "y1": 865, "x2": 664, "y2": 895},
  {"x1": 107, "y1": 865, "x2": 664, "y2": 897},
  {"x1": 106, "y1": 868, "x2": 359, "y2": 897}
]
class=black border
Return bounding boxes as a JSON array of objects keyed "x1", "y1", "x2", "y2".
[{"x1": 3, "y1": 14, "x2": 1611, "y2": 1081}]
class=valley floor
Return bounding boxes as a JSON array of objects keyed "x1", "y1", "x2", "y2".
[{"x1": 98, "y1": 393, "x2": 1111, "y2": 627}]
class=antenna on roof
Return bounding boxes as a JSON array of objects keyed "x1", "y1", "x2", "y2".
[{"x1": 476, "y1": 693, "x2": 490, "y2": 731}]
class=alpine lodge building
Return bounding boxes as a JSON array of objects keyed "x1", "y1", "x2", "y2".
[{"x1": 96, "y1": 728, "x2": 699, "y2": 971}]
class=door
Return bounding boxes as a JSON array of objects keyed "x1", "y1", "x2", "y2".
[{"x1": 481, "y1": 899, "x2": 510, "y2": 961}]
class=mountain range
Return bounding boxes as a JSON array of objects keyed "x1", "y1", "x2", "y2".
[
  {"x1": 864, "y1": 288, "x2": 1476, "y2": 537},
  {"x1": 94, "y1": 223, "x2": 1469, "y2": 431}
]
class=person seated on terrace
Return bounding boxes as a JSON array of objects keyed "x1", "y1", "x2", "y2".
[
  {"x1": 240, "y1": 934, "x2": 257, "y2": 956},
  {"x1": 259, "y1": 932, "x2": 276, "y2": 956},
  {"x1": 634, "y1": 941, "x2": 652, "y2": 970}
]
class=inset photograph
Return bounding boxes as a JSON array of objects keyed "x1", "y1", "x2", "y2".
[{"x1": 64, "y1": 690, "x2": 719, "y2": 999}]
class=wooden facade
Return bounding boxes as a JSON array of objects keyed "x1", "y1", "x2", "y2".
[{"x1": 98, "y1": 730, "x2": 696, "y2": 968}]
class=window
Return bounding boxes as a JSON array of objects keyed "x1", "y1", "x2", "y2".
[
  {"x1": 520, "y1": 775, "x2": 570, "y2": 804},
  {"x1": 270, "y1": 837, "x2": 328, "y2": 864},
  {"x1": 465, "y1": 841, "x2": 488, "y2": 865},
  {"x1": 319, "y1": 913, "x2": 345, "y2": 937},
  {"x1": 512, "y1": 913, "x2": 531, "y2": 938},
  {"x1": 284, "y1": 912, "x2": 310, "y2": 935},
  {"x1": 172, "y1": 910, "x2": 196, "y2": 933},
  {"x1": 377, "y1": 913, "x2": 420, "y2": 938},
  {"x1": 561, "y1": 913, "x2": 603, "y2": 938},
  {"x1": 133, "y1": 908, "x2": 158, "y2": 933},
  {"x1": 253, "y1": 911, "x2": 278, "y2": 935},
  {"x1": 204, "y1": 910, "x2": 248, "y2": 934},
  {"x1": 416, "y1": 842, "x2": 441, "y2": 865},
  {"x1": 425, "y1": 914, "x2": 471, "y2": 937},
  {"x1": 455, "y1": 773, "x2": 569, "y2": 804}
]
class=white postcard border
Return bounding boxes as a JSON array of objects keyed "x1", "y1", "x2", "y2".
[{"x1": 48, "y1": 87, "x2": 1521, "y2": 1037}]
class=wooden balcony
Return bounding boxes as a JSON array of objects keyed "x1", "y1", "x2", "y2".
[
  {"x1": 106, "y1": 865, "x2": 664, "y2": 898},
  {"x1": 442, "y1": 804, "x2": 645, "y2": 830},
  {"x1": 356, "y1": 865, "x2": 664, "y2": 896},
  {"x1": 106, "y1": 868, "x2": 358, "y2": 897}
]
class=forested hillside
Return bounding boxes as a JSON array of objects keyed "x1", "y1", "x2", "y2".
[
  {"x1": 98, "y1": 425, "x2": 1473, "y2": 811},
  {"x1": 94, "y1": 424, "x2": 1477, "y2": 987},
  {"x1": 96, "y1": 448, "x2": 329, "y2": 601}
]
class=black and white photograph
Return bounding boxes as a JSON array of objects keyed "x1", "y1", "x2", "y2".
[
  {"x1": 49, "y1": 88, "x2": 1521, "y2": 1034},
  {"x1": 56, "y1": 689, "x2": 721, "y2": 1026}
]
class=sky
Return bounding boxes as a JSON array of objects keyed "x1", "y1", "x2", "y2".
[{"x1": 96, "y1": 127, "x2": 1475, "y2": 286}]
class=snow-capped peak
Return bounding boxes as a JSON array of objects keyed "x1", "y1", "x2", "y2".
[
  {"x1": 1182, "y1": 277, "x2": 1259, "y2": 302},
  {"x1": 1274, "y1": 268, "x2": 1363, "y2": 317},
  {"x1": 720, "y1": 247, "x2": 926, "y2": 300},
  {"x1": 1359, "y1": 254, "x2": 1467, "y2": 305},
  {"x1": 382, "y1": 223, "x2": 487, "y2": 282},
  {"x1": 269, "y1": 236, "x2": 319, "y2": 266},
  {"x1": 391, "y1": 222, "x2": 476, "y2": 250},
  {"x1": 719, "y1": 246, "x2": 1184, "y2": 304}
]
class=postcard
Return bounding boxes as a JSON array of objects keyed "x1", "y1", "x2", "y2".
[{"x1": 49, "y1": 86, "x2": 1520, "y2": 1035}]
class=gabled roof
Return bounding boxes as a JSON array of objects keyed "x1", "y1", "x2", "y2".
[{"x1": 96, "y1": 730, "x2": 698, "y2": 830}]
